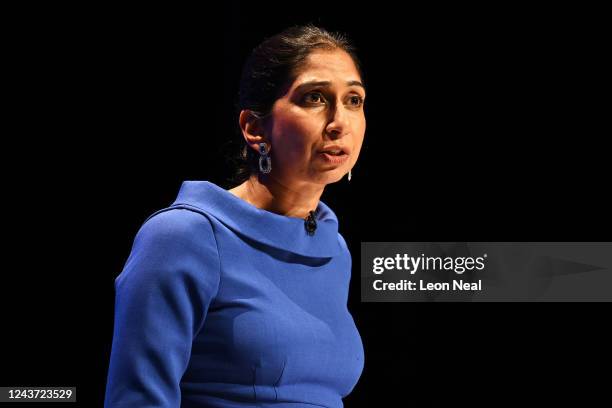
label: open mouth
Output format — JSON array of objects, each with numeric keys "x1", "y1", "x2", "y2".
[{"x1": 319, "y1": 151, "x2": 349, "y2": 164}]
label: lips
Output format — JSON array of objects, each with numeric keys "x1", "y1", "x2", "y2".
[
  {"x1": 318, "y1": 151, "x2": 349, "y2": 164},
  {"x1": 318, "y1": 145, "x2": 350, "y2": 156}
]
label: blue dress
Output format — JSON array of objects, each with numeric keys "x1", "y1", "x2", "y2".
[{"x1": 104, "y1": 181, "x2": 364, "y2": 407}]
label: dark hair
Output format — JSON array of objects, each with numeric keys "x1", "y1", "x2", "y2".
[{"x1": 227, "y1": 24, "x2": 363, "y2": 186}]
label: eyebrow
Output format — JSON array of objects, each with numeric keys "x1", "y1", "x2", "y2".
[{"x1": 295, "y1": 80, "x2": 366, "y2": 92}]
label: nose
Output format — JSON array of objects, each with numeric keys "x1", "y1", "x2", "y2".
[{"x1": 325, "y1": 103, "x2": 350, "y2": 138}]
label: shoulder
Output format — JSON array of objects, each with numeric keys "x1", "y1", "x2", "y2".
[
  {"x1": 125, "y1": 207, "x2": 220, "y2": 269},
  {"x1": 136, "y1": 207, "x2": 216, "y2": 246},
  {"x1": 337, "y1": 232, "x2": 352, "y2": 265},
  {"x1": 337, "y1": 232, "x2": 350, "y2": 253},
  {"x1": 117, "y1": 207, "x2": 220, "y2": 287}
]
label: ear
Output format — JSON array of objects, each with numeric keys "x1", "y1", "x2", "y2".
[{"x1": 239, "y1": 110, "x2": 270, "y2": 153}]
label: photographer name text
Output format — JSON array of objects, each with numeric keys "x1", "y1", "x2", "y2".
[{"x1": 373, "y1": 279, "x2": 482, "y2": 291}]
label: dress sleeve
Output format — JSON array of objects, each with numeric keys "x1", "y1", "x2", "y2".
[{"x1": 104, "y1": 209, "x2": 220, "y2": 407}]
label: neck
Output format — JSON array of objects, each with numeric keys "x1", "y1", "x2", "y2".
[{"x1": 229, "y1": 174, "x2": 324, "y2": 219}]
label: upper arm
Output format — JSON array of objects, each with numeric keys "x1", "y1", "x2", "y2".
[{"x1": 104, "y1": 209, "x2": 220, "y2": 407}]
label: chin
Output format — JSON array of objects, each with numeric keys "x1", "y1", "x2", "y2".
[
  {"x1": 320, "y1": 171, "x2": 347, "y2": 185},
  {"x1": 308, "y1": 166, "x2": 348, "y2": 185}
]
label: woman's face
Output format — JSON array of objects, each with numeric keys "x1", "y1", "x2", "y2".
[{"x1": 264, "y1": 48, "x2": 366, "y2": 186}]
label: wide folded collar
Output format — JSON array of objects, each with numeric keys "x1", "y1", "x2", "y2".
[{"x1": 172, "y1": 181, "x2": 343, "y2": 258}]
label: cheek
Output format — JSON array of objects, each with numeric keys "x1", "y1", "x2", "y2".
[
  {"x1": 351, "y1": 117, "x2": 366, "y2": 159},
  {"x1": 272, "y1": 112, "x2": 323, "y2": 160}
]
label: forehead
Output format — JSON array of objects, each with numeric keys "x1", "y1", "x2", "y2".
[{"x1": 292, "y1": 49, "x2": 361, "y2": 85}]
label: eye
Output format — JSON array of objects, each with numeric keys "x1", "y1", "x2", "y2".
[
  {"x1": 303, "y1": 92, "x2": 325, "y2": 105},
  {"x1": 347, "y1": 95, "x2": 364, "y2": 107}
]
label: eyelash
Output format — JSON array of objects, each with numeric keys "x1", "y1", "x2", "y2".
[{"x1": 303, "y1": 91, "x2": 364, "y2": 107}]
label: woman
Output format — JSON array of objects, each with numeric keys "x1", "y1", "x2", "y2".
[{"x1": 105, "y1": 24, "x2": 366, "y2": 408}]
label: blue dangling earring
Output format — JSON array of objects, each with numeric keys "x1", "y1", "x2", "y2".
[{"x1": 259, "y1": 142, "x2": 271, "y2": 174}]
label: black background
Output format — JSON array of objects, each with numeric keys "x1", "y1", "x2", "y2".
[{"x1": 2, "y1": 2, "x2": 609, "y2": 407}]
